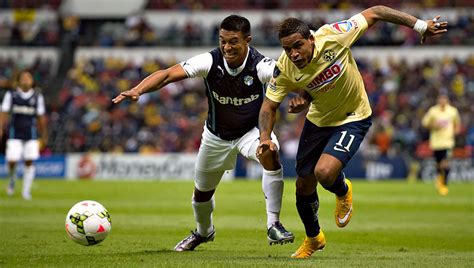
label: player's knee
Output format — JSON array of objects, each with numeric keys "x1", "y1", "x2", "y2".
[
  {"x1": 295, "y1": 176, "x2": 317, "y2": 195},
  {"x1": 259, "y1": 151, "x2": 281, "y2": 171},
  {"x1": 314, "y1": 166, "x2": 335, "y2": 188},
  {"x1": 193, "y1": 188, "x2": 215, "y2": 202}
]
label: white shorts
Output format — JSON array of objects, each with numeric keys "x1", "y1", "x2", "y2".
[
  {"x1": 194, "y1": 126, "x2": 279, "y2": 191},
  {"x1": 6, "y1": 139, "x2": 40, "y2": 162}
]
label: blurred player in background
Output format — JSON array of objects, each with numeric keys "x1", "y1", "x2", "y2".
[
  {"x1": 113, "y1": 15, "x2": 309, "y2": 251},
  {"x1": 0, "y1": 70, "x2": 47, "y2": 200},
  {"x1": 422, "y1": 94, "x2": 461, "y2": 196},
  {"x1": 257, "y1": 5, "x2": 448, "y2": 258}
]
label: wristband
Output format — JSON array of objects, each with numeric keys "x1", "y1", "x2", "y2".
[{"x1": 413, "y1": 19, "x2": 427, "y2": 34}]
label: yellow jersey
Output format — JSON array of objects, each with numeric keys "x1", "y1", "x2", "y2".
[
  {"x1": 422, "y1": 104, "x2": 460, "y2": 150},
  {"x1": 266, "y1": 13, "x2": 372, "y2": 127}
]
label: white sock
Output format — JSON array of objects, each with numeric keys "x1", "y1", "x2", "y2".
[
  {"x1": 192, "y1": 197, "x2": 215, "y2": 237},
  {"x1": 23, "y1": 165, "x2": 35, "y2": 196},
  {"x1": 262, "y1": 168, "x2": 283, "y2": 229}
]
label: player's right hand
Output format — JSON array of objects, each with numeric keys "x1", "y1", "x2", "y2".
[
  {"x1": 256, "y1": 140, "x2": 278, "y2": 159},
  {"x1": 288, "y1": 95, "x2": 309, "y2": 113},
  {"x1": 112, "y1": 89, "x2": 140, "y2": 104},
  {"x1": 421, "y1": 15, "x2": 448, "y2": 44}
]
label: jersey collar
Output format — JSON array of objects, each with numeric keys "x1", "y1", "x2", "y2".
[
  {"x1": 16, "y1": 87, "x2": 35, "y2": 98},
  {"x1": 223, "y1": 47, "x2": 250, "y2": 77}
]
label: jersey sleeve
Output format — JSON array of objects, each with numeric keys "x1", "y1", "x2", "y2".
[
  {"x1": 37, "y1": 93, "x2": 46, "y2": 116},
  {"x1": 329, "y1": 13, "x2": 368, "y2": 48},
  {"x1": 265, "y1": 62, "x2": 293, "y2": 104},
  {"x1": 180, "y1": 52, "x2": 213, "y2": 78},
  {"x1": 256, "y1": 57, "x2": 276, "y2": 84},
  {"x1": 1, "y1": 91, "x2": 12, "y2": 112}
]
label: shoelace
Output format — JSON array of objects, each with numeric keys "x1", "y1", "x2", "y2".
[{"x1": 181, "y1": 231, "x2": 200, "y2": 244}]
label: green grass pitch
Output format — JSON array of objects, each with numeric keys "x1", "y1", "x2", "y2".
[{"x1": 0, "y1": 179, "x2": 473, "y2": 267}]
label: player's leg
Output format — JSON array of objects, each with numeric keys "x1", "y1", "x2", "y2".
[
  {"x1": 22, "y1": 140, "x2": 40, "y2": 200},
  {"x1": 174, "y1": 170, "x2": 224, "y2": 252},
  {"x1": 434, "y1": 150, "x2": 449, "y2": 195},
  {"x1": 174, "y1": 127, "x2": 231, "y2": 251},
  {"x1": 5, "y1": 139, "x2": 22, "y2": 196},
  {"x1": 239, "y1": 128, "x2": 293, "y2": 245},
  {"x1": 291, "y1": 120, "x2": 328, "y2": 258},
  {"x1": 318, "y1": 117, "x2": 372, "y2": 228}
]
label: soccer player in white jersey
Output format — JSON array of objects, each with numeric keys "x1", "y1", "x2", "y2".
[
  {"x1": 257, "y1": 6, "x2": 448, "y2": 258},
  {"x1": 113, "y1": 15, "x2": 309, "y2": 251},
  {"x1": 0, "y1": 70, "x2": 47, "y2": 200}
]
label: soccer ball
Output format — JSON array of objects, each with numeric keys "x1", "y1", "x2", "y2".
[{"x1": 65, "y1": 200, "x2": 112, "y2": 246}]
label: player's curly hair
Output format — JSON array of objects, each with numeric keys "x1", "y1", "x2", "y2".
[
  {"x1": 220, "y1": 15, "x2": 251, "y2": 37},
  {"x1": 278, "y1": 18, "x2": 311, "y2": 40}
]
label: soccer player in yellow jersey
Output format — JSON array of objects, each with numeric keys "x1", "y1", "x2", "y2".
[
  {"x1": 257, "y1": 5, "x2": 448, "y2": 258},
  {"x1": 422, "y1": 94, "x2": 461, "y2": 196}
]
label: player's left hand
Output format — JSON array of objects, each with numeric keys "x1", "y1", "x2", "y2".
[
  {"x1": 288, "y1": 96, "x2": 309, "y2": 113},
  {"x1": 256, "y1": 140, "x2": 278, "y2": 159},
  {"x1": 421, "y1": 15, "x2": 448, "y2": 44},
  {"x1": 39, "y1": 137, "x2": 48, "y2": 150}
]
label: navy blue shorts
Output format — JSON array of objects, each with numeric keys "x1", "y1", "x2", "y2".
[
  {"x1": 296, "y1": 116, "x2": 372, "y2": 177},
  {"x1": 433, "y1": 149, "x2": 449, "y2": 164}
]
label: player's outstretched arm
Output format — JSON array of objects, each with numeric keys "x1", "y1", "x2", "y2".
[
  {"x1": 361, "y1": 5, "x2": 448, "y2": 43},
  {"x1": 112, "y1": 64, "x2": 188, "y2": 104},
  {"x1": 257, "y1": 97, "x2": 280, "y2": 158}
]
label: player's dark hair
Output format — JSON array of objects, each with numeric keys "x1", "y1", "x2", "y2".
[
  {"x1": 17, "y1": 70, "x2": 35, "y2": 88},
  {"x1": 278, "y1": 17, "x2": 311, "y2": 40},
  {"x1": 220, "y1": 15, "x2": 251, "y2": 37}
]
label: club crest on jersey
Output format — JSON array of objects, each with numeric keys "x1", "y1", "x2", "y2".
[
  {"x1": 331, "y1": 20, "x2": 353, "y2": 33},
  {"x1": 306, "y1": 61, "x2": 343, "y2": 90},
  {"x1": 244, "y1": 75, "x2": 254, "y2": 86},
  {"x1": 323, "y1": 49, "x2": 335, "y2": 62}
]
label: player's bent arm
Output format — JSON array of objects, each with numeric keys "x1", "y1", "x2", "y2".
[
  {"x1": 454, "y1": 117, "x2": 462, "y2": 135},
  {"x1": 0, "y1": 112, "x2": 7, "y2": 138},
  {"x1": 38, "y1": 115, "x2": 48, "y2": 145},
  {"x1": 259, "y1": 97, "x2": 280, "y2": 142},
  {"x1": 257, "y1": 97, "x2": 281, "y2": 156},
  {"x1": 361, "y1": 5, "x2": 447, "y2": 40}
]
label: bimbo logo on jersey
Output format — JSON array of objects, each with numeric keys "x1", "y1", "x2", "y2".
[{"x1": 307, "y1": 61, "x2": 343, "y2": 90}]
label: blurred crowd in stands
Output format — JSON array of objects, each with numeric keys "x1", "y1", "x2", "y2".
[
  {"x1": 1, "y1": 12, "x2": 473, "y2": 47},
  {"x1": 0, "y1": 1, "x2": 473, "y2": 47},
  {"x1": 0, "y1": 0, "x2": 473, "y2": 160},
  {"x1": 2, "y1": 53, "x2": 472, "y2": 159},
  {"x1": 2, "y1": 0, "x2": 472, "y2": 10}
]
